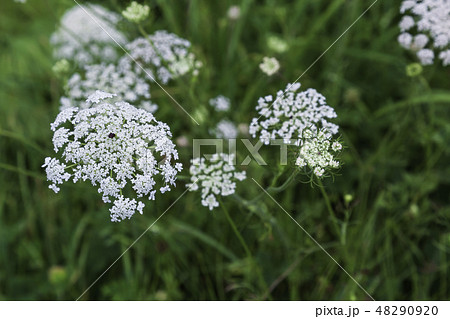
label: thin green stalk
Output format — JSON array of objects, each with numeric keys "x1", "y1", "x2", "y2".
[
  {"x1": 243, "y1": 170, "x2": 298, "y2": 206},
  {"x1": 0, "y1": 130, "x2": 47, "y2": 154},
  {"x1": 317, "y1": 178, "x2": 341, "y2": 241},
  {"x1": 220, "y1": 198, "x2": 252, "y2": 258},
  {"x1": 0, "y1": 162, "x2": 44, "y2": 180},
  {"x1": 219, "y1": 198, "x2": 270, "y2": 299}
]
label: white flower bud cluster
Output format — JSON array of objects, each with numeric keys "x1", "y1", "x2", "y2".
[
  {"x1": 122, "y1": 1, "x2": 150, "y2": 24},
  {"x1": 125, "y1": 31, "x2": 202, "y2": 84},
  {"x1": 249, "y1": 83, "x2": 339, "y2": 145},
  {"x1": 61, "y1": 58, "x2": 157, "y2": 113},
  {"x1": 295, "y1": 128, "x2": 342, "y2": 178},
  {"x1": 43, "y1": 91, "x2": 182, "y2": 222},
  {"x1": 398, "y1": 0, "x2": 450, "y2": 66},
  {"x1": 209, "y1": 95, "x2": 231, "y2": 112},
  {"x1": 50, "y1": 4, "x2": 127, "y2": 66},
  {"x1": 187, "y1": 154, "x2": 246, "y2": 211}
]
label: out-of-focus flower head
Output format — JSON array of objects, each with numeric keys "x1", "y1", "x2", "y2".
[
  {"x1": 227, "y1": 6, "x2": 241, "y2": 20},
  {"x1": 124, "y1": 31, "x2": 202, "y2": 84},
  {"x1": 122, "y1": 1, "x2": 150, "y2": 24},
  {"x1": 212, "y1": 119, "x2": 238, "y2": 139},
  {"x1": 259, "y1": 56, "x2": 280, "y2": 76},
  {"x1": 51, "y1": 4, "x2": 127, "y2": 66},
  {"x1": 60, "y1": 58, "x2": 157, "y2": 113},
  {"x1": 209, "y1": 95, "x2": 231, "y2": 112},
  {"x1": 398, "y1": 0, "x2": 450, "y2": 66},
  {"x1": 267, "y1": 35, "x2": 289, "y2": 54}
]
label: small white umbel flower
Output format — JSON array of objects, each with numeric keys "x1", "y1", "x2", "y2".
[
  {"x1": 213, "y1": 119, "x2": 238, "y2": 139},
  {"x1": 122, "y1": 1, "x2": 150, "y2": 24},
  {"x1": 50, "y1": 4, "x2": 127, "y2": 66},
  {"x1": 398, "y1": 0, "x2": 450, "y2": 66},
  {"x1": 43, "y1": 91, "x2": 182, "y2": 222},
  {"x1": 259, "y1": 57, "x2": 280, "y2": 76},
  {"x1": 249, "y1": 83, "x2": 339, "y2": 145},
  {"x1": 187, "y1": 154, "x2": 246, "y2": 211},
  {"x1": 209, "y1": 95, "x2": 231, "y2": 112},
  {"x1": 61, "y1": 58, "x2": 157, "y2": 113},
  {"x1": 124, "y1": 31, "x2": 202, "y2": 84},
  {"x1": 227, "y1": 6, "x2": 241, "y2": 20}
]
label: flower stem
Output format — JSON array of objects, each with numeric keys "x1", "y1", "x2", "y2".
[
  {"x1": 317, "y1": 178, "x2": 341, "y2": 241},
  {"x1": 220, "y1": 198, "x2": 252, "y2": 258},
  {"x1": 219, "y1": 198, "x2": 270, "y2": 298}
]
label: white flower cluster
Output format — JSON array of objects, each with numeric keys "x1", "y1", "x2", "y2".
[
  {"x1": 209, "y1": 95, "x2": 231, "y2": 112},
  {"x1": 249, "y1": 83, "x2": 339, "y2": 145},
  {"x1": 125, "y1": 31, "x2": 202, "y2": 84},
  {"x1": 259, "y1": 57, "x2": 280, "y2": 76},
  {"x1": 187, "y1": 154, "x2": 246, "y2": 210},
  {"x1": 61, "y1": 58, "x2": 157, "y2": 112},
  {"x1": 295, "y1": 128, "x2": 342, "y2": 178},
  {"x1": 213, "y1": 119, "x2": 238, "y2": 139},
  {"x1": 398, "y1": 0, "x2": 450, "y2": 66},
  {"x1": 122, "y1": 1, "x2": 150, "y2": 24},
  {"x1": 43, "y1": 91, "x2": 182, "y2": 222},
  {"x1": 51, "y1": 4, "x2": 127, "y2": 66}
]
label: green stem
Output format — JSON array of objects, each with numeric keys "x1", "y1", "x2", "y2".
[
  {"x1": 0, "y1": 130, "x2": 47, "y2": 154},
  {"x1": 220, "y1": 198, "x2": 251, "y2": 258},
  {"x1": 267, "y1": 170, "x2": 298, "y2": 193},
  {"x1": 244, "y1": 170, "x2": 298, "y2": 206},
  {"x1": 0, "y1": 162, "x2": 44, "y2": 180},
  {"x1": 317, "y1": 178, "x2": 341, "y2": 241},
  {"x1": 219, "y1": 198, "x2": 270, "y2": 298}
]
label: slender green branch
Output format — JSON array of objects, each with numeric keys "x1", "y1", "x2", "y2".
[
  {"x1": 219, "y1": 197, "x2": 270, "y2": 298},
  {"x1": 0, "y1": 162, "x2": 44, "y2": 180},
  {"x1": 317, "y1": 178, "x2": 341, "y2": 240},
  {"x1": 220, "y1": 198, "x2": 252, "y2": 258},
  {"x1": 0, "y1": 130, "x2": 47, "y2": 154}
]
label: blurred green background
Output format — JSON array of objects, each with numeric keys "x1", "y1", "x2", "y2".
[{"x1": 1, "y1": 0, "x2": 450, "y2": 300}]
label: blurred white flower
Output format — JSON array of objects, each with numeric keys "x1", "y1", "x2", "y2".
[
  {"x1": 209, "y1": 95, "x2": 231, "y2": 112},
  {"x1": 213, "y1": 119, "x2": 238, "y2": 139},
  {"x1": 267, "y1": 35, "x2": 289, "y2": 53},
  {"x1": 125, "y1": 31, "x2": 202, "y2": 84},
  {"x1": 237, "y1": 123, "x2": 249, "y2": 136},
  {"x1": 259, "y1": 57, "x2": 280, "y2": 76},
  {"x1": 51, "y1": 4, "x2": 127, "y2": 66},
  {"x1": 61, "y1": 58, "x2": 157, "y2": 112},
  {"x1": 295, "y1": 128, "x2": 342, "y2": 178},
  {"x1": 398, "y1": 0, "x2": 450, "y2": 66},
  {"x1": 176, "y1": 136, "x2": 190, "y2": 147},
  {"x1": 249, "y1": 83, "x2": 339, "y2": 145},
  {"x1": 122, "y1": 1, "x2": 150, "y2": 24},
  {"x1": 439, "y1": 49, "x2": 450, "y2": 65},
  {"x1": 44, "y1": 91, "x2": 182, "y2": 222},
  {"x1": 187, "y1": 153, "x2": 246, "y2": 211},
  {"x1": 417, "y1": 48, "x2": 435, "y2": 65},
  {"x1": 227, "y1": 6, "x2": 241, "y2": 20}
]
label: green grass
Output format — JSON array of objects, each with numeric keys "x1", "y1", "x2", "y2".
[{"x1": 0, "y1": 0, "x2": 450, "y2": 300}]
